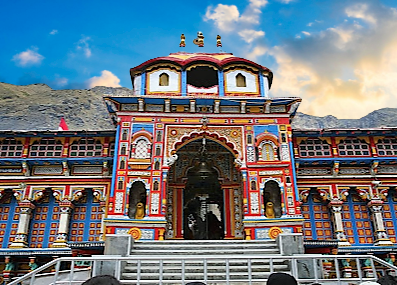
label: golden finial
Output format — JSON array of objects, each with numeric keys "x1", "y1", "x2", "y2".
[
  {"x1": 217, "y1": 35, "x2": 222, "y2": 47},
  {"x1": 179, "y1": 34, "x2": 186, "y2": 47}
]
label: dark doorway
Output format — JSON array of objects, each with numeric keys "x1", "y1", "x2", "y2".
[
  {"x1": 183, "y1": 141, "x2": 224, "y2": 240},
  {"x1": 187, "y1": 66, "x2": 218, "y2": 88}
]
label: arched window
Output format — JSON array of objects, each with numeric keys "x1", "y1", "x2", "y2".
[
  {"x1": 118, "y1": 180, "x2": 124, "y2": 190},
  {"x1": 299, "y1": 139, "x2": 331, "y2": 157},
  {"x1": 376, "y1": 138, "x2": 397, "y2": 156},
  {"x1": 155, "y1": 146, "x2": 161, "y2": 156},
  {"x1": 0, "y1": 138, "x2": 23, "y2": 157},
  {"x1": 236, "y1": 73, "x2": 246, "y2": 87},
  {"x1": 69, "y1": 138, "x2": 103, "y2": 157},
  {"x1": 250, "y1": 180, "x2": 257, "y2": 190},
  {"x1": 153, "y1": 181, "x2": 159, "y2": 191},
  {"x1": 122, "y1": 129, "x2": 128, "y2": 141},
  {"x1": 263, "y1": 181, "x2": 282, "y2": 218},
  {"x1": 134, "y1": 138, "x2": 150, "y2": 159},
  {"x1": 159, "y1": 73, "x2": 169, "y2": 86},
  {"x1": 109, "y1": 142, "x2": 115, "y2": 157},
  {"x1": 120, "y1": 146, "x2": 126, "y2": 155},
  {"x1": 154, "y1": 161, "x2": 160, "y2": 170},
  {"x1": 338, "y1": 138, "x2": 370, "y2": 156},
  {"x1": 259, "y1": 141, "x2": 277, "y2": 161},
  {"x1": 120, "y1": 160, "x2": 125, "y2": 169},
  {"x1": 156, "y1": 131, "x2": 162, "y2": 142}
]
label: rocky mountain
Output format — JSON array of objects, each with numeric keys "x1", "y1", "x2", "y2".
[
  {"x1": 292, "y1": 109, "x2": 397, "y2": 130},
  {"x1": 0, "y1": 82, "x2": 396, "y2": 131}
]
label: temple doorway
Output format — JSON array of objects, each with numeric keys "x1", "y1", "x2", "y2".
[{"x1": 165, "y1": 137, "x2": 244, "y2": 240}]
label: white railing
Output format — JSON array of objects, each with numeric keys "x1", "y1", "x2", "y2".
[{"x1": 9, "y1": 254, "x2": 397, "y2": 285}]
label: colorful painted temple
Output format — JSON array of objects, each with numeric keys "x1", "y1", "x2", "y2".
[{"x1": 1, "y1": 51, "x2": 397, "y2": 279}]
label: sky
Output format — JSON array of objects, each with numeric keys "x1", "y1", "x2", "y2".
[{"x1": 1, "y1": 0, "x2": 397, "y2": 119}]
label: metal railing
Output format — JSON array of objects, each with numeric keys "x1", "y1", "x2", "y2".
[{"x1": 9, "y1": 254, "x2": 397, "y2": 285}]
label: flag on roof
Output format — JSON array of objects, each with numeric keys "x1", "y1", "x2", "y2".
[{"x1": 58, "y1": 117, "x2": 69, "y2": 131}]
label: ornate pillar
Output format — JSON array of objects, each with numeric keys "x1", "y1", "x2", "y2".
[
  {"x1": 368, "y1": 200, "x2": 393, "y2": 246},
  {"x1": 99, "y1": 201, "x2": 106, "y2": 241},
  {"x1": 329, "y1": 200, "x2": 350, "y2": 246},
  {"x1": 52, "y1": 201, "x2": 74, "y2": 248},
  {"x1": 10, "y1": 201, "x2": 35, "y2": 248}
]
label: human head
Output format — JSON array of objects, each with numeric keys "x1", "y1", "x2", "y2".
[
  {"x1": 267, "y1": 272, "x2": 298, "y2": 285},
  {"x1": 377, "y1": 274, "x2": 397, "y2": 285},
  {"x1": 81, "y1": 275, "x2": 122, "y2": 285}
]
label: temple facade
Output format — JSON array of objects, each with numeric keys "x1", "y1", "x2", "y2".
[{"x1": 0, "y1": 52, "x2": 397, "y2": 280}]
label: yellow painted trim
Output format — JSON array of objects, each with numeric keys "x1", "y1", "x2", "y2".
[{"x1": 244, "y1": 218, "x2": 304, "y2": 223}]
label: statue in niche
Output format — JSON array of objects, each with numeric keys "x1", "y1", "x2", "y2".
[
  {"x1": 128, "y1": 181, "x2": 147, "y2": 219},
  {"x1": 265, "y1": 201, "x2": 275, "y2": 218},
  {"x1": 263, "y1": 181, "x2": 282, "y2": 218},
  {"x1": 135, "y1": 202, "x2": 145, "y2": 219}
]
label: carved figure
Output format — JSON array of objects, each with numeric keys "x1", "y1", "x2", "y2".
[
  {"x1": 193, "y1": 31, "x2": 204, "y2": 47},
  {"x1": 135, "y1": 202, "x2": 145, "y2": 219},
  {"x1": 179, "y1": 34, "x2": 186, "y2": 47},
  {"x1": 265, "y1": 201, "x2": 275, "y2": 218}
]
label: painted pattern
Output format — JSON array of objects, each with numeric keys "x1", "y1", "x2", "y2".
[{"x1": 0, "y1": 193, "x2": 19, "y2": 248}]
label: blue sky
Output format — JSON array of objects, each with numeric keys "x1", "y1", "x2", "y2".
[{"x1": 1, "y1": 0, "x2": 397, "y2": 119}]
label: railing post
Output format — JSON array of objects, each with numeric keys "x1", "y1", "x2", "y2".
[
  {"x1": 226, "y1": 259, "x2": 230, "y2": 285},
  {"x1": 204, "y1": 258, "x2": 208, "y2": 284},
  {"x1": 248, "y1": 258, "x2": 252, "y2": 285}
]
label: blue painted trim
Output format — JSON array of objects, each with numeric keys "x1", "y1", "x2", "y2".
[
  {"x1": 289, "y1": 141, "x2": 300, "y2": 203},
  {"x1": 259, "y1": 74, "x2": 265, "y2": 97},
  {"x1": 346, "y1": 194, "x2": 374, "y2": 245},
  {"x1": 218, "y1": 70, "x2": 224, "y2": 97},
  {"x1": 83, "y1": 191, "x2": 101, "y2": 240},
  {"x1": 181, "y1": 70, "x2": 187, "y2": 96},
  {"x1": 141, "y1": 72, "x2": 146, "y2": 95},
  {"x1": 242, "y1": 170, "x2": 249, "y2": 214},
  {"x1": 110, "y1": 124, "x2": 121, "y2": 197}
]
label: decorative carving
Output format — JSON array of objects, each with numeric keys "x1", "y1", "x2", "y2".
[
  {"x1": 216, "y1": 35, "x2": 222, "y2": 47},
  {"x1": 151, "y1": 193, "x2": 160, "y2": 214},
  {"x1": 247, "y1": 146, "x2": 255, "y2": 163},
  {"x1": 339, "y1": 168, "x2": 370, "y2": 175},
  {"x1": 250, "y1": 192, "x2": 259, "y2": 214},
  {"x1": 193, "y1": 31, "x2": 204, "y2": 47},
  {"x1": 114, "y1": 192, "x2": 124, "y2": 213},
  {"x1": 298, "y1": 168, "x2": 330, "y2": 175},
  {"x1": 164, "y1": 154, "x2": 178, "y2": 167}
]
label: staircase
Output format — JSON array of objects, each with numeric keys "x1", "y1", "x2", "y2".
[{"x1": 121, "y1": 239, "x2": 289, "y2": 284}]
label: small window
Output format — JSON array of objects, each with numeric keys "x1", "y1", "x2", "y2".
[
  {"x1": 155, "y1": 146, "x2": 161, "y2": 156},
  {"x1": 118, "y1": 180, "x2": 124, "y2": 190},
  {"x1": 236, "y1": 73, "x2": 246, "y2": 87},
  {"x1": 120, "y1": 160, "x2": 125, "y2": 169},
  {"x1": 154, "y1": 161, "x2": 160, "y2": 170},
  {"x1": 122, "y1": 129, "x2": 128, "y2": 141},
  {"x1": 159, "y1": 73, "x2": 169, "y2": 86},
  {"x1": 153, "y1": 181, "x2": 159, "y2": 191}
]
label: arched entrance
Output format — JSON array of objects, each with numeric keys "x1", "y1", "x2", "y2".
[{"x1": 165, "y1": 137, "x2": 244, "y2": 240}]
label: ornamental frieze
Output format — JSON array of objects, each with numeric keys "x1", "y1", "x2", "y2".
[{"x1": 165, "y1": 126, "x2": 244, "y2": 160}]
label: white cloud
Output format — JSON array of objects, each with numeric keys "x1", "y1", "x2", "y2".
[
  {"x1": 76, "y1": 36, "x2": 92, "y2": 58},
  {"x1": 302, "y1": 31, "x2": 311, "y2": 36},
  {"x1": 50, "y1": 29, "x2": 58, "y2": 35},
  {"x1": 205, "y1": 0, "x2": 268, "y2": 32},
  {"x1": 238, "y1": 29, "x2": 265, "y2": 43},
  {"x1": 204, "y1": 4, "x2": 240, "y2": 32},
  {"x1": 307, "y1": 22, "x2": 313, "y2": 27},
  {"x1": 86, "y1": 70, "x2": 121, "y2": 88},
  {"x1": 54, "y1": 77, "x2": 68, "y2": 87},
  {"x1": 279, "y1": 0, "x2": 294, "y2": 3},
  {"x1": 346, "y1": 3, "x2": 376, "y2": 24},
  {"x1": 245, "y1": 46, "x2": 268, "y2": 62},
  {"x1": 12, "y1": 48, "x2": 44, "y2": 66}
]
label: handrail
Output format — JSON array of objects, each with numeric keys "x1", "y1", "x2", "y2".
[{"x1": 9, "y1": 254, "x2": 397, "y2": 285}]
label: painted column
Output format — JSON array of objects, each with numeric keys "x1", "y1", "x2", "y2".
[
  {"x1": 99, "y1": 201, "x2": 106, "y2": 241},
  {"x1": 368, "y1": 200, "x2": 393, "y2": 246},
  {"x1": 223, "y1": 187, "x2": 233, "y2": 239},
  {"x1": 218, "y1": 70, "x2": 224, "y2": 96},
  {"x1": 10, "y1": 201, "x2": 35, "y2": 248},
  {"x1": 329, "y1": 200, "x2": 351, "y2": 246},
  {"x1": 181, "y1": 70, "x2": 187, "y2": 96},
  {"x1": 52, "y1": 201, "x2": 74, "y2": 248}
]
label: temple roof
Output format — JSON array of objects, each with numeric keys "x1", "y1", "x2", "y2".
[{"x1": 130, "y1": 52, "x2": 272, "y2": 74}]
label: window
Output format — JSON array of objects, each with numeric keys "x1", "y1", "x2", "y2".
[
  {"x1": 120, "y1": 160, "x2": 125, "y2": 169},
  {"x1": 156, "y1": 131, "x2": 162, "y2": 142},
  {"x1": 153, "y1": 181, "x2": 159, "y2": 191},
  {"x1": 250, "y1": 180, "x2": 257, "y2": 190},
  {"x1": 118, "y1": 180, "x2": 124, "y2": 190},
  {"x1": 299, "y1": 139, "x2": 331, "y2": 157},
  {"x1": 122, "y1": 129, "x2": 128, "y2": 141},
  {"x1": 262, "y1": 142, "x2": 275, "y2": 161},
  {"x1": 155, "y1": 146, "x2": 161, "y2": 156},
  {"x1": 69, "y1": 139, "x2": 103, "y2": 157},
  {"x1": 109, "y1": 142, "x2": 115, "y2": 157},
  {"x1": 247, "y1": 134, "x2": 252, "y2": 144},
  {"x1": 159, "y1": 73, "x2": 169, "y2": 86},
  {"x1": 154, "y1": 161, "x2": 160, "y2": 170},
  {"x1": 120, "y1": 146, "x2": 126, "y2": 155},
  {"x1": 236, "y1": 73, "x2": 246, "y2": 87},
  {"x1": 376, "y1": 138, "x2": 397, "y2": 156},
  {"x1": 0, "y1": 139, "x2": 23, "y2": 157},
  {"x1": 29, "y1": 138, "x2": 63, "y2": 157},
  {"x1": 338, "y1": 138, "x2": 370, "y2": 156},
  {"x1": 134, "y1": 139, "x2": 149, "y2": 159}
]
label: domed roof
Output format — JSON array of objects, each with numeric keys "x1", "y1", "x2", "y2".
[{"x1": 130, "y1": 52, "x2": 272, "y2": 74}]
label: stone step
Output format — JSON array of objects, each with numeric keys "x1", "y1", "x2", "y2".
[
  {"x1": 123, "y1": 264, "x2": 290, "y2": 273},
  {"x1": 130, "y1": 248, "x2": 279, "y2": 255}
]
